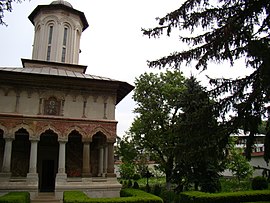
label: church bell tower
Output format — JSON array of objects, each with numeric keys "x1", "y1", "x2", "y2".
[{"x1": 28, "y1": 0, "x2": 88, "y2": 64}]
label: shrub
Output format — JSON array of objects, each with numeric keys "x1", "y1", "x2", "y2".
[
  {"x1": 153, "y1": 184, "x2": 162, "y2": 196},
  {"x1": 0, "y1": 192, "x2": 30, "y2": 203},
  {"x1": 180, "y1": 190, "x2": 270, "y2": 203},
  {"x1": 133, "y1": 181, "x2": 139, "y2": 189},
  {"x1": 119, "y1": 163, "x2": 135, "y2": 179},
  {"x1": 133, "y1": 173, "x2": 141, "y2": 181},
  {"x1": 252, "y1": 176, "x2": 268, "y2": 190},
  {"x1": 64, "y1": 189, "x2": 163, "y2": 203},
  {"x1": 128, "y1": 179, "x2": 133, "y2": 188}
]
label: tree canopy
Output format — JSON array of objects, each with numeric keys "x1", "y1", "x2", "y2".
[
  {"x1": 142, "y1": 0, "x2": 270, "y2": 162},
  {"x1": 130, "y1": 70, "x2": 186, "y2": 189},
  {"x1": 130, "y1": 70, "x2": 228, "y2": 192},
  {"x1": 173, "y1": 76, "x2": 228, "y2": 192}
]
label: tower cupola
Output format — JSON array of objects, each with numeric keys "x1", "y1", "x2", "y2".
[{"x1": 28, "y1": 1, "x2": 88, "y2": 64}]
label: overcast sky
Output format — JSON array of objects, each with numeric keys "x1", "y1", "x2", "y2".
[{"x1": 0, "y1": 0, "x2": 252, "y2": 137}]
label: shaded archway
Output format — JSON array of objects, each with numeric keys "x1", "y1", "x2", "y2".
[
  {"x1": 0, "y1": 130, "x2": 4, "y2": 171},
  {"x1": 38, "y1": 130, "x2": 59, "y2": 192},
  {"x1": 66, "y1": 130, "x2": 83, "y2": 177},
  {"x1": 91, "y1": 132, "x2": 107, "y2": 177},
  {"x1": 11, "y1": 128, "x2": 30, "y2": 177}
]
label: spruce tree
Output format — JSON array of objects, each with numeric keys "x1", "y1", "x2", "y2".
[
  {"x1": 174, "y1": 77, "x2": 227, "y2": 193},
  {"x1": 143, "y1": 0, "x2": 270, "y2": 162}
]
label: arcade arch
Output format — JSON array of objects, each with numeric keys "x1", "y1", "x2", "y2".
[{"x1": 11, "y1": 129, "x2": 30, "y2": 177}]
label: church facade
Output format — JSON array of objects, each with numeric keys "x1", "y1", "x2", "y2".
[{"x1": 0, "y1": 1, "x2": 133, "y2": 199}]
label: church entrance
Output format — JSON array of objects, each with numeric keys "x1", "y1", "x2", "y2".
[{"x1": 38, "y1": 130, "x2": 59, "y2": 192}]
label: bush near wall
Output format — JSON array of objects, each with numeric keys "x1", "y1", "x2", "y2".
[
  {"x1": 180, "y1": 190, "x2": 270, "y2": 203},
  {"x1": 64, "y1": 188, "x2": 163, "y2": 203},
  {"x1": 0, "y1": 192, "x2": 30, "y2": 203}
]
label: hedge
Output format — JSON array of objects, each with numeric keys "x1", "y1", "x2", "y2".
[
  {"x1": 179, "y1": 190, "x2": 270, "y2": 203},
  {"x1": 0, "y1": 192, "x2": 30, "y2": 203},
  {"x1": 64, "y1": 188, "x2": 163, "y2": 203}
]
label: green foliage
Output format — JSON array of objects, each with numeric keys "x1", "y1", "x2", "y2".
[
  {"x1": 252, "y1": 176, "x2": 268, "y2": 190},
  {"x1": 64, "y1": 189, "x2": 163, "y2": 203},
  {"x1": 119, "y1": 163, "x2": 135, "y2": 180},
  {"x1": 153, "y1": 184, "x2": 162, "y2": 196},
  {"x1": 128, "y1": 179, "x2": 133, "y2": 188},
  {"x1": 226, "y1": 137, "x2": 254, "y2": 181},
  {"x1": 132, "y1": 174, "x2": 140, "y2": 181},
  {"x1": 220, "y1": 178, "x2": 251, "y2": 192},
  {"x1": 0, "y1": 192, "x2": 30, "y2": 203},
  {"x1": 179, "y1": 190, "x2": 270, "y2": 203},
  {"x1": 143, "y1": 0, "x2": 270, "y2": 163},
  {"x1": 130, "y1": 70, "x2": 186, "y2": 188},
  {"x1": 63, "y1": 191, "x2": 89, "y2": 202},
  {"x1": 133, "y1": 181, "x2": 139, "y2": 189},
  {"x1": 173, "y1": 77, "x2": 228, "y2": 193},
  {"x1": 116, "y1": 135, "x2": 138, "y2": 164}
]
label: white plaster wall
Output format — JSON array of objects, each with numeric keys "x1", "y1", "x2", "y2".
[
  {"x1": 64, "y1": 95, "x2": 84, "y2": 118},
  {"x1": 106, "y1": 97, "x2": 116, "y2": 120},
  {"x1": 32, "y1": 9, "x2": 83, "y2": 64},
  {"x1": 0, "y1": 87, "x2": 116, "y2": 121},
  {"x1": 18, "y1": 92, "x2": 39, "y2": 115},
  {"x1": 87, "y1": 96, "x2": 104, "y2": 119},
  {"x1": 250, "y1": 156, "x2": 270, "y2": 177},
  {"x1": 0, "y1": 90, "x2": 16, "y2": 113}
]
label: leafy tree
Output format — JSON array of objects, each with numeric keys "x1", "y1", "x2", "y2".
[
  {"x1": 173, "y1": 77, "x2": 228, "y2": 193},
  {"x1": 142, "y1": 0, "x2": 270, "y2": 162},
  {"x1": 0, "y1": 0, "x2": 24, "y2": 25},
  {"x1": 130, "y1": 70, "x2": 186, "y2": 189},
  {"x1": 226, "y1": 137, "x2": 254, "y2": 182},
  {"x1": 116, "y1": 135, "x2": 138, "y2": 163},
  {"x1": 119, "y1": 162, "x2": 135, "y2": 180}
]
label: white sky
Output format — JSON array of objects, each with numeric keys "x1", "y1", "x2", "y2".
[{"x1": 0, "y1": 0, "x2": 252, "y2": 137}]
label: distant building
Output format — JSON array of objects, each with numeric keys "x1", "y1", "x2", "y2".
[
  {"x1": 0, "y1": 0, "x2": 133, "y2": 200},
  {"x1": 223, "y1": 129, "x2": 269, "y2": 177}
]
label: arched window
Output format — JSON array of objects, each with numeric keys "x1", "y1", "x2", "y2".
[
  {"x1": 46, "y1": 25, "x2": 54, "y2": 61},
  {"x1": 61, "y1": 26, "x2": 69, "y2": 62}
]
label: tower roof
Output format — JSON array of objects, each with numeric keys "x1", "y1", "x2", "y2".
[
  {"x1": 28, "y1": 1, "x2": 89, "y2": 31},
  {"x1": 51, "y1": 0, "x2": 73, "y2": 8}
]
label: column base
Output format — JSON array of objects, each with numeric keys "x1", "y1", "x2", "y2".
[
  {"x1": 56, "y1": 173, "x2": 67, "y2": 183},
  {"x1": 106, "y1": 173, "x2": 116, "y2": 177},
  {"x1": 27, "y1": 173, "x2": 38, "y2": 184},
  {"x1": 0, "y1": 172, "x2": 11, "y2": 180},
  {"x1": 82, "y1": 172, "x2": 92, "y2": 178}
]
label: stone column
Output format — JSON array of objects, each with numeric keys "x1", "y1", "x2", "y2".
[
  {"x1": 103, "y1": 145, "x2": 108, "y2": 177},
  {"x1": 1, "y1": 137, "x2": 14, "y2": 176},
  {"x1": 107, "y1": 142, "x2": 116, "y2": 177},
  {"x1": 98, "y1": 147, "x2": 104, "y2": 176},
  {"x1": 82, "y1": 140, "x2": 91, "y2": 177},
  {"x1": 56, "y1": 139, "x2": 67, "y2": 182},
  {"x1": 27, "y1": 138, "x2": 39, "y2": 183}
]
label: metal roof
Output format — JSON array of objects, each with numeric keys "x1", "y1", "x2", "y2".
[{"x1": 0, "y1": 67, "x2": 117, "y2": 82}]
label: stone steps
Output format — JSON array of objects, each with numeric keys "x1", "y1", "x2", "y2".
[{"x1": 31, "y1": 193, "x2": 61, "y2": 203}]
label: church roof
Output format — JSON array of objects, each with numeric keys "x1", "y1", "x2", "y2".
[
  {"x1": 0, "y1": 67, "x2": 134, "y2": 104},
  {"x1": 0, "y1": 67, "x2": 116, "y2": 81}
]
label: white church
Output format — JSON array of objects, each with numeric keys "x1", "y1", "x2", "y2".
[{"x1": 0, "y1": 0, "x2": 133, "y2": 200}]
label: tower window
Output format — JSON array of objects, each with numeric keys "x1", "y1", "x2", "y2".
[
  {"x1": 46, "y1": 25, "x2": 54, "y2": 61},
  {"x1": 61, "y1": 27, "x2": 68, "y2": 62}
]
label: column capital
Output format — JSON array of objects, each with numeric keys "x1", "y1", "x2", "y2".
[
  {"x1": 29, "y1": 136, "x2": 40, "y2": 141},
  {"x1": 3, "y1": 134, "x2": 14, "y2": 140},
  {"x1": 58, "y1": 136, "x2": 68, "y2": 143},
  {"x1": 82, "y1": 137, "x2": 92, "y2": 143}
]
